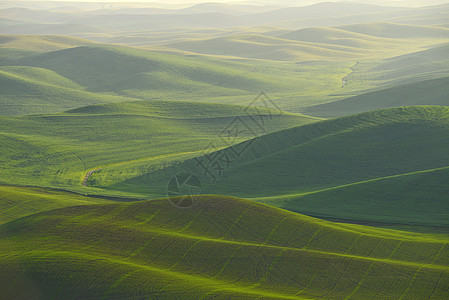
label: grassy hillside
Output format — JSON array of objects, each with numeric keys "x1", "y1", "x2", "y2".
[
  {"x1": 0, "y1": 3, "x2": 448, "y2": 299},
  {"x1": 0, "y1": 38, "x2": 347, "y2": 115},
  {"x1": 161, "y1": 25, "x2": 448, "y2": 62},
  {"x1": 16, "y1": 45, "x2": 315, "y2": 95},
  {"x1": 1, "y1": 34, "x2": 448, "y2": 116},
  {"x1": 304, "y1": 76, "x2": 449, "y2": 118},
  {"x1": 163, "y1": 33, "x2": 370, "y2": 61},
  {"x1": 365, "y1": 43, "x2": 449, "y2": 86},
  {"x1": 126, "y1": 106, "x2": 449, "y2": 228},
  {"x1": 256, "y1": 166, "x2": 449, "y2": 229},
  {"x1": 338, "y1": 22, "x2": 449, "y2": 38},
  {"x1": 0, "y1": 41, "x2": 353, "y2": 115},
  {"x1": 280, "y1": 27, "x2": 395, "y2": 48},
  {"x1": 0, "y1": 195, "x2": 447, "y2": 299},
  {"x1": 0, "y1": 100, "x2": 317, "y2": 194},
  {"x1": 0, "y1": 65, "x2": 136, "y2": 116},
  {"x1": 0, "y1": 35, "x2": 96, "y2": 52},
  {"x1": 0, "y1": 185, "x2": 112, "y2": 225}
]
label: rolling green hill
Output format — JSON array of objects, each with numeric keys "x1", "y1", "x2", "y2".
[
  {"x1": 365, "y1": 43, "x2": 449, "y2": 86},
  {"x1": 163, "y1": 33, "x2": 369, "y2": 61},
  {"x1": 304, "y1": 76, "x2": 449, "y2": 118},
  {"x1": 0, "y1": 41, "x2": 353, "y2": 115},
  {"x1": 0, "y1": 35, "x2": 96, "y2": 52},
  {"x1": 1, "y1": 34, "x2": 448, "y2": 116},
  {"x1": 0, "y1": 100, "x2": 317, "y2": 194},
  {"x1": 0, "y1": 39, "x2": 333, "y2": 115},
  {"x1": 0, "y1": 65, "x2": 136, "y2": 116},
  {"x1": 0, "y1": 3, "x2": 448, "y2": 299},
  {"x1": 257, "y1": 166, "x2": 449, "y2": 230},
  {"x1": 337, "y1": 22, "x2": 449, "y2": 39},
  {"x1": 16, "y1": 45, "x2": 307, "y2": 95},
  {"x1": 0, "y1": 195, "x2": 447, "y2": 299},
  {"x1": 0, "y1": 185, "x2": 112, "y2": 225},
  {"x1": 161, "y1": 26, "x2": 448, "y2": 62},
  {"x1": 125, "y1": 106, "x2": 449, "y2": 228},
  {"x1": 280, "y1": 27, "x2": 394, "y2": 48}
]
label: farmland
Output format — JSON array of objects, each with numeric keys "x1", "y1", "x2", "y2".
[
  {"x1": 0, "y1": 194, "x2": 448, "y2": 299},
  {"x1": 114, "y1": 106, "x2": 449, "y2": 230},
  {"x1": 0, "y1": 100, "x2": 315, "y2": 194},
  {"x1": 0, "y1": 1, "x2": 448, "y2": 299}
]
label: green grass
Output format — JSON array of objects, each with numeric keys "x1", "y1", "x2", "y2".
[
  {"x1": 0, "y1": 185, "x2": 113, "y2": 225},
  {"x1": 160, "y1": 23, "x2": 449, "y2": 63},
  {"x1": 0, "y1": 65, "x2": 138, "y2": 116},
  {"x1": 304, "y1": 76, "x2": 449, "y2": 118},
  {"x1": 0, "y1": 195, "x2": 447, "y2": 299},
  {"x1": 0, "y1": 35, "x2": 96, "y2": 52},
  {"x1": 131, "y1": 106, "x2": 449, "y2": 228},
  {"x1": 17, "y1": 45, "x2": 309, "y2": 96},
  {"x1": 0, "y1": 41, "x2": 352, "y2": 114},
  {"x1": 163, "y1": 33, "x2": 372, "y2": 62},
  {"x1": 1, "y1": 34, "x2": 448, "y2": 116},
  {"x1": 0, "y1": 100, "x2": 317, "y2": 195},
  {"x1": 255, "y1": 166, "x2": 449, "y2": 229},
  {"x1": 0, "y1": 8, "x2": 448, "y2": 299},
  {"x1": 337, "y1": 22, "x2": 449, "y2": 39},
  {"x1": 336, "y1": 43, "x2": 449, "y2": 93},
  {"x1": 280, "y1": 27, "x2": 396, "y2": 48}
]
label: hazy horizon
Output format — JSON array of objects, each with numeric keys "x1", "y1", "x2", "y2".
[{"x1": 4, "y1": 0, "x2": 449, "y2": 8}]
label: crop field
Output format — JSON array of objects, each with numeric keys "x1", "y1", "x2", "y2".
[
  {"x1": 1, "y1": 21, "x2": 449, "y2": 116},
  {"x1": 0, "y1": 100, "x2": 317, "y2": 195},
  {"x1": 0, "y1": 195, "x2": 448, "y2": 299},
  {"x1": 118, "y1": 106, "x2": 449, "y2": 229},
  {"x1": 0, "y1": 1, "x2": 448, "y2": 299},
  {"x1": 0, "y1": 185, "x2": 113, "y2": 225}
]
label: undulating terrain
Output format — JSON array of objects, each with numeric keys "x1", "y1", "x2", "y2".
[{"x1": 0, "y1": 1, "x2": 448, "y2": 299}]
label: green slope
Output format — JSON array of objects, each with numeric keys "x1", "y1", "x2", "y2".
[
  {"x1": 304, "y1": 76, "x2": 449, "y2": 118},
  {"x1": 0, "y1": 195, "x2": 447, "y2": 299},
  {"x1": 129, "y1": 106, "x2": 449, "y2": 227},
  {"x1": 337, "y1": 22, "x2": 449, "y2": 39},
  {"x1": 16, "y1": 45, "x2": 304, "y2": 97},
  {"x1": 256, "y1": 166, "x2": 449, "y2": 229},
  {"x1": 161, "y1": 27, "x2": 447, "y2": 62},
  {"x1": 351, "y1": 43, "x2": 449, "y2": 88},
  {"x1": 2, "y1": 35, "x2": 447, "y2": 116},
  {"x1": 0, "y1": 40, "x2": 353, "y2": 115},
  {"x1": 0, "y1": 65, "x2": 136, "y2": 116},
  {"x1": 0, "y1": 100, "x2": 317, "y2": 194},
  {"x1": 162, "y1": 33, "x2": 369, "y2": 61},
  {"x1": 0, "y1": 34, "x2": 96, "y2": 52},
  {"x1": 0, "y1": 185, "x2": 112, "y2": 225},
  {"x1": 280, "y1": 27, "x2": 395, "y2": 48}
]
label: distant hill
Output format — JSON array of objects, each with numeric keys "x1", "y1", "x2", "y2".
[
  {"x1": 0, "y1": 34, "x2": 96, "y2": 52},
  {"x1": 0, "y1": 65, "x2": 136, "y2": 116},
  {"x1": 164, "y1": 33, "x2": 368, "y2": 61},
  {"x1": 280, "y1": 27, "x2": 397, "y2": 48},
  {"x1": 368, "y1": 43, "x2": 449, "y2": 86},
  {"x1": 0, "y1": 38, "x2": 327, "y2": 115},
  {"x1": 1, "y1": 22, "x2": 107, "y2": 35},
  {"x1": 0, "y1": 2, "x2": 439, "y2": 34},
  {"x1": 162, "y1": 23, "x2": 449, "y2": 61},
  {"x1": 251, "y1": 2, "x2": 403, "y2": 24},
  {"x1": 304, "y1": 76, "x2": 449, "y2": 118},
  {"x1": 13, "y1": 44, "x2": 309, "y2": 97},
  {"x1": 337, "y1": 22, "x2": 449, "y2": 38},
  {"x1": 180, "y1": 3, "x2": 281, "y2": 15}
]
